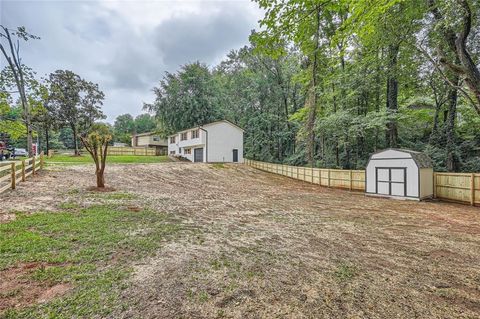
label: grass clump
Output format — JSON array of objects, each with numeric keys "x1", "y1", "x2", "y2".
[{"x1": 334, "y1": 263, "x2": 357, "y2": 281}]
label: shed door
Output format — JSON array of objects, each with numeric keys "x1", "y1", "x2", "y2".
[
  {"x1": 376, "y1": 168, "x2": 406, "y2": 197},
  {"x1": 194, "y1": 148, "x2": 203, "y2": 162}
]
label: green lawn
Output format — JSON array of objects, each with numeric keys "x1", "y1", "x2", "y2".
[
  {"x1": 45, "y1": 155, "x2": 171, "y2": 165},
  {"x1": 0, "y1": 193, "x2": 181, "y2": 318}
]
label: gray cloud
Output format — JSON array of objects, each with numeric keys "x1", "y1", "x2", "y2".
[
  {"x1": 1, "y1": 0, "x2": 263, "y2": 121},
  {"x1": 154, "y1": 6, "x2": 255, "y2": 69}
]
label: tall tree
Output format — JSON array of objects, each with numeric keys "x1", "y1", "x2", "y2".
[
  {"x1": 134, "y1": 113, "x2": 156, "y2": 134},
  {"x1": 427, "y1": 0, "x2": 480, "y2": 112},
  {"x1": 48, "y1": 70, "x2": 105, "y2": 155},
  {"x1": 0, "y1": 26, "x2": 39, "y2": 156},
  {"x1": 113, "y1": 113, "x2": 135, "y2": 144},
  {"x1": 145, "y1": 62, "x2": 222, "y2": 134}
]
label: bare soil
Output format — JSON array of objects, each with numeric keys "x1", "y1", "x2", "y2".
[
  {"x1": 0, "y1": 262, "x2": 72, "y2": 312},
  {"x1": 2, "y1": 163, "x2": 480, "y2": 318}
]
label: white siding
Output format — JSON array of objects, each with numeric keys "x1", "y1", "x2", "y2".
[
  {"x1": 168, "y1": 135, "x2": 179, "y2": 155},
  {"x1": 167, "y1": 121, "x2": 243, "y2": 163},
  {"x1": 205, "y1": 122, "x2": 243, "y2": 163}
]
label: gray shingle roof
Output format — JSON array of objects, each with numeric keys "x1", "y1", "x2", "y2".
[{"x1": 395, "y1": 149, "x2": 433, "y2": 168}]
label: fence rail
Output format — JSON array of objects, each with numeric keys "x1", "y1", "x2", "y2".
[
  {"x1": 107, "y1": 146, "x2": 157, "y2": 156},
  {"x1": 245, "y1": 159, "x2": 365, "y2": 191},
  {"x1": 0, "y1": 152, "x2": 44, "y2": 194},
  {"x1": 246, "y1": 159, "x2": 480, "y2": 206}
]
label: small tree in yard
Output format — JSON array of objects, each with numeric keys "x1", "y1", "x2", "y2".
[{"x1": 80, "y1": 124, "x2": 112, "y2": 188}]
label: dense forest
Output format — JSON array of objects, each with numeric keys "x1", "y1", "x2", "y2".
[
  {"x1": 1, "y1": 0, "x2": 479, "y2": 172},
  {"x1": 145, "y1": 0, "x2": 480, "y2": 172}
]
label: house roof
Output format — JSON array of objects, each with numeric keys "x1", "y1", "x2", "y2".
[
  {"x1": 133, "y1": 131, "x2": 159, "y2": 137},
  {"x1": 169, "y1": 120, "x2": 244, "y2": 136},
  {"x1": 372, "y1": 148, "x2": 433, "y2": 168}
]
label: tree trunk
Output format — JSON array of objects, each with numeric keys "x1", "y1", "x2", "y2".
[
  {"x1": 306, "y1": 6, "x2": 322, "y2": 166},
  {"x1": 445, "y1": 77, "x2": 459, "y2": 172},
  {"x1": 96, "y1": 170, "x2": 105, "y2": 188},
  {"x1": 45, "y1": 127, "x2": 50, "y2": 153},
  {"x1": 72, "y1": 124, "x2": 80, "y2": 156},
  {"x1": 385, "y1": 44, "x2": 399, "y2": 148},
  {"x1": 428, "y1": 0, "x2": 480, "y2": 113}
]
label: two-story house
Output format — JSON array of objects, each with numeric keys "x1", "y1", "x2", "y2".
[
  {"x1": 168, "y1": 120, "x2": 244, "y2": 163},
  {"x1": 131, "y1": 132, "x2": 168, "y2": 155}
]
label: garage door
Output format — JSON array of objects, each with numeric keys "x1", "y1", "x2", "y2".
[
  {"x1": 376, "y1": 168, "x2": 406, "y2": 197},
  {"x1": 194, "y1": 148, "x2": 203, "y2": 162}
]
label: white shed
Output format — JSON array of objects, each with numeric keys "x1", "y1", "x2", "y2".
[{"x1": 366, "y1": 149, "x2": 433, "y2": 200}]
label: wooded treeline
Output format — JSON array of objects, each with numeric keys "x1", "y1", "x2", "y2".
[{"x1": 146, "y1": 0, "x2": 480, "y2": 172}]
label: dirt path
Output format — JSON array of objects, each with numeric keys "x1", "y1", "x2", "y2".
[{"x1": 2, "y1": 163, "x2": 480, "y2": 318}]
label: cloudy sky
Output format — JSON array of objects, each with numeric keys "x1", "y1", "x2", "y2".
[{"x1": 1, "y1": 0, "x2": 263, "y2": 122}]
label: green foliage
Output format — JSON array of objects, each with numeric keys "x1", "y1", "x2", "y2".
[
  {"x1": 145, "y1": 62, "x2": 223, "y2": 134},
  {"x1": 134, "y1": 113, "x2": 156, "y2": 134}
]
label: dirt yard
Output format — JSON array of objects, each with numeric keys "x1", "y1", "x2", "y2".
[{"x1": 1, "y1": 162, "x2": 480, "y2": 318}]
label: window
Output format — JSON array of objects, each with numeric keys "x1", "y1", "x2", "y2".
[
  {"x1": 184, "y1": 148, "x2": 191, "y2": 155},
  {"x1": 169, "y1": 150, "x2": 175, "y2": 155},
  {"x1": 153, "y1": 136, "x2": 160, "y2": 142},
  {"x1": 170, "y1": 136, "x2": 176, "y2": 144},
  {"x1": 191, "y1": 129, "x2": 199, "y2": 139},
  {"x1": 181, "y1": 132, "x2": 188, "y2": 141}
]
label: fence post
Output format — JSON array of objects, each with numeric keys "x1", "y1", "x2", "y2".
[
  {"x1": 349, "y1": 170, "x2": 353, "y2": 191},
  {"x1": 32, "y1": 157, "x2": 36, "y2": 176},
  {"x1": 40, "y1": 152, "x2": 44, "y2": 170},
  {"x1": 433, "y1": 173, "x2": 437, "y2": 199},
  {"x1": 11, "y1": 162, "x2": 16, "y2": 190},
  {"x1": 471, "y1": 173, "x2": 475, "y2": 206},
  {"x1": 311, "y1": 167, "x2": 313, "y2": 183},
  {"x1": 21, "y1": 160, "x2": 26, "y2": 182},
  {"x1": 328, "y1": 169, "x2": 331, "y2": 187}
]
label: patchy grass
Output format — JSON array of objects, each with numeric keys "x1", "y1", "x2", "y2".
[
  {"x1": 85, "y1": 191, "x2": 138, "y2": 201},
  {"x1": 0, "y1": 204, "x2": 181, "y2": 317},
  {"x1": 45, "y1": 155, "x2": 171, "y2": 165},
  {"x1": 334, "y1": 263, "x2": 357, "y2": 281},
  {"x1": 210, "y1": 163, "x2": 226, "y2": 169}
]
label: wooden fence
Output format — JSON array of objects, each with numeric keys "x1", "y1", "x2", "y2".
[
  {"x1": 434, "y1": 172, "x2": 479, "y2": 206},
  {"x1": 0, "y1": 152, "x2": 44, "y2": 194},
  {"x1": 107, "y1": 146, "x2": 156, "y2": 156},
  {"x1": 246, "y1": 159, "x2": 480, "y2": 206},
  {"x1": 245, "y1": 159, "x2": 365, "y2": 191}
]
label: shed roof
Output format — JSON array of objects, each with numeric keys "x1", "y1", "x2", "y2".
[{"x1": 371, "y1": 148, "x2": 433, "y2": 168}]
